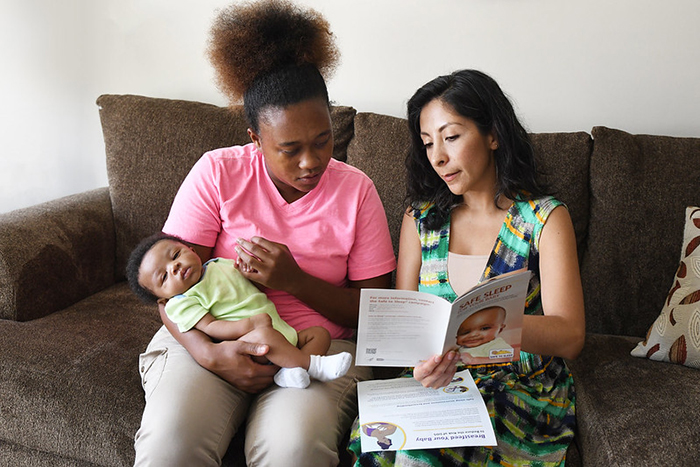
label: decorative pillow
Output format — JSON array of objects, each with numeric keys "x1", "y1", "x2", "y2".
[{"x1": 631, "y1": 206, "x2": 700, "y2": 368}]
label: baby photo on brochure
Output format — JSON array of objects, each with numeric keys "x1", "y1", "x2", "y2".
[
  {"x1": 356, "y1": 270, "x2": 531, "y2": 367},
  {"x1": 446, "y1": 272, "x2": 529, "y2": 365}
]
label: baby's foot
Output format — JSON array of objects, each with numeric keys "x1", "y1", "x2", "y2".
[
  {"x1": 307, "y1": 352, "x2": 352, "y2": 382},
  {"x1": 274, "y1": 367, "x2": 310, "y2": 389}
]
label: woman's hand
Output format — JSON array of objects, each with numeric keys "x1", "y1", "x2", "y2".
[
  {"x1": 235, "y1": 236, "x2": 392, "y2": 328},
  {"x1": 235, "y1": 236, "x2": 301, "y2": 292},
  {"x1": 158, "y1": 302, "x2": 277, "y2": 393},
  {"x1": 204, "y1": 339, "x2": 279, "y2": 393},
  {"x1": 413, "y1": 349, "x2": 459, "y2": 389}
]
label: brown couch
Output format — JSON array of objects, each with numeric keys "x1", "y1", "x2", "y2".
[{"x1": 1, "y1": 94, "x2": 699, "y2": 466}]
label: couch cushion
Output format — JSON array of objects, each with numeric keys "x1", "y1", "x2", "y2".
[
  {"x1": 631, "y1": 206, "x2": 700, "y2": 368},
  {"x1": 0, "y1": 283, "x2": 161, "y2": 466},
  {"x1": 97, "y1": 94, "x2": 356, "y2": 280},
  {"x1": 0, "y1": 440, "x2": 98, "y2": 467},
  {"x1": 581, "y1": 127, "x2": 700, "y2": 336},
  {"x1": 0, "y1": 188, "x2": 115, "y2": 321},
  {"x1": 567, "y1": 333, "x2": 700, "y2": 465}
]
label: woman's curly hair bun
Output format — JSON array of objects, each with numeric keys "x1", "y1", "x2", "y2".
[{"x1": 208, "y1": 0, "x2": 340, "y2": 102}]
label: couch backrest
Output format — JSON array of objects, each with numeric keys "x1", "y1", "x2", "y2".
[
  {"x1": 580, "y1": 127, "x2": 700, "y2": 337},
  {"x1": 346, "y1": 112, "x2": 410, "y2": 258},
  {"x1": 98, "y1": 95, "x2": 700, "y2": 339},
  {"x1": 530, "y1": 131, "x2": 593, "y2": 259},
  {"x1": 346, "y1": 112, "x2": 593, "y2": 266},
  {"x1": 97, "y1": 94, "x2": 356, "y2": 279},
  {"x1": 349, "y1": 117, "x2": 700, "y2": 338}
]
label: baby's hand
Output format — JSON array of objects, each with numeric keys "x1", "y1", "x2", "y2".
[{"x1": 235, "y1": 257, "x2": 258, "y2": 274}]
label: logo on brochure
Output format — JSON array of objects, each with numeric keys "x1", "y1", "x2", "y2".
[{"x1": 489, "y1": 349, "x2": 514, "y2": 359}]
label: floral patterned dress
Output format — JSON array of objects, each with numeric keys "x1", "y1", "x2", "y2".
[{"x1": 348, "y1": 196, "x2": 576, "y2": 467}]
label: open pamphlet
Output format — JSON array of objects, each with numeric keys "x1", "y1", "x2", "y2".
[
  {"x1": 356, "y1": 369, "x2": 497, "y2": 452},
  {"x1": 356, "y1": 269, "x2": 531, "y2": 367}
]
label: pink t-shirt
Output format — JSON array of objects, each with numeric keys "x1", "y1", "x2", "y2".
[{"x1": 163, "y1": 143, "x2": 396, "y2": 339}]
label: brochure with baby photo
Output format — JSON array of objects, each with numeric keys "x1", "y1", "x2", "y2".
[
  {"x1": 356, "y1": 269, "x2": 531, "y2": 367},
  {"x1": 356, "y1": 369, "x2": 497, "y2": 452}
]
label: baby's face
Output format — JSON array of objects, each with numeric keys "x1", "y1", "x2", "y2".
[
  {"x1": 138, "y1": 239, "x2": 203, "y2": 300},
  {"x1": 456, "y1": 307, "x2": 506, "y2": 348}
]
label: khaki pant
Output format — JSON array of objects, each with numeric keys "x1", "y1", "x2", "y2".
[{"x1": 134, "y1": 326, "x2": 371, "y2": 467}]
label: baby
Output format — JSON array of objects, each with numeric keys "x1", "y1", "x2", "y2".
[
  {"x1": 127, "y1": 233, "x2": 352, "y2": 389},
  {"x1": 456, "y1": 305, "x2": 513, "y2": 364}
]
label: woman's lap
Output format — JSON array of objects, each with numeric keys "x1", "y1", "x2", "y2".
[
  {"x1": 134, "y1": 328, "x2": 372, "y2": 467},
  {"x1": 245, "y1": 339, "x2": 373, "y2": 467},
  {"x1": 349, "y1": 357, "x2": 574, "y2": 467},
  {"x1": 134, "y1": 326, "x2": 252, "y2": 467}
]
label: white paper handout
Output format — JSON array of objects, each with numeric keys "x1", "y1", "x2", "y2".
[
  {"x1": 357, "y1": 370, "x2": 497, "y2": 452},
  {"x1": 356, "y1": 269, "x2": 531, "y2": 367}
]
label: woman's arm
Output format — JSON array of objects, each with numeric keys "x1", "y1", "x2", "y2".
[
  {"x1": 396, "y1": 210, "x2": 460, "y2": 388},
  {"x1": 235, "y1": 236, "x2": 392, "y2": 328},
  {"x1": 520, "y1": 206, "x2": 586, "y2": 360},
  {"x1": 395, "y1": 210, "x2": 422, "y2": 291},
  {"x1": 158, "y1": 304, "x2": 278, "y2": 392}
]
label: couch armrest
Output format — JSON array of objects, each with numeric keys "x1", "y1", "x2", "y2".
[{"x1": 0, "y1": 188, "x2": 116, "y2": 321}]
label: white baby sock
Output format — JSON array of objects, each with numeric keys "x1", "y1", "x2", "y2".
[
  {"x1": 307, "y1": 352, "x2": 352, "y2": 382},
  {"x1": 274, "y1": 367, "x2": 310, "y2": 389}
]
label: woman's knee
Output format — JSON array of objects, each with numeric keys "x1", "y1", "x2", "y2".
[
  {"x1": 245, "y1": 421, "x2": 339, "y2": 467},
  {"x1": 134, "y1": 327, "x2": 251, "y2": 466},
  {"x1": 134, "y1": 411, "x2": 222, "y2": 467},
  {"x1": 244, "y1": 363, "x2": 358, "y2": 467}
]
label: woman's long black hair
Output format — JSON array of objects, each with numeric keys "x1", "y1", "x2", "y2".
[{"x1": 406, "y1": 69, "x2": 549, "y2": 230}]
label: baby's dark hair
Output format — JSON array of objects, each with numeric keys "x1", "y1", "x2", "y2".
[
  {"x1": 126, "y1": 233, "x2": 184, "y2": 303},
  {"x1": 207, "y1": 0, "x2": 340, "y2": 132}
]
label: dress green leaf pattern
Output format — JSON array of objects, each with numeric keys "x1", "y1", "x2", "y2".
[{"x1": 348, "y1": 196, "x2": 576, "y2": 467}]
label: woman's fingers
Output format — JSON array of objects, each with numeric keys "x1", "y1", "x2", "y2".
[
  {"x1": 414, "y1": 350, "x2": 458, "y2": 389},
  {"x1": 235, "y1": 237, "x2": 301, "y2": 291},
  {"x1": 236, "y1": 237, "x2": 265, "y2": 262},
  {"x1": 414, "y1": 354, "x2": 442, "y2": 380}
]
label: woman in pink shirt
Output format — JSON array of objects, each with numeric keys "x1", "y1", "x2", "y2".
[{"x1": 133, "y1": 2, "x2": 396, "y2": 466}]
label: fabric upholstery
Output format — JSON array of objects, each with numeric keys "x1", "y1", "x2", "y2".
[
  {"x1": 0, "y1": 440, "x2": 98, "y2": 467},
  {"x1": 581, "y1": 126, "x2": 700, "y2": 336},
  {"x1": 567, "y1": 333, "x2": 700, "y2": 465},
  {"x1": 0, "y1": 284, "x2": 161, "y2": 466},
  {"x1": 346, "y1": 112, "x2": 409, "y2": 258},
  {"x1": 0, "y1": 188, "x2": 115, "y2": 322},
  {"x1": 97, "y1": 94, "x2": 356, "y2": 281},
  {"x1": 530, "y1": 132, "x2": 592, "y2": 259}
]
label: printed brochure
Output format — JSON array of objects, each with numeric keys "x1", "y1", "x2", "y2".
[
  {"x1": 356, "y1": 270, "x2": 531, "y2": 367},
  {"x1": 356, "y1": 370, "x2": 497, "y2": 452}
]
